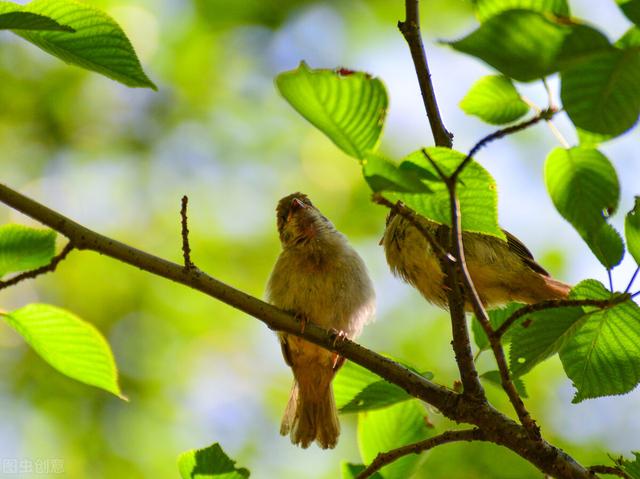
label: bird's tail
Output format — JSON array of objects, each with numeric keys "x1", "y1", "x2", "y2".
[
  {"x1": 541, "y1": 276, "x2": 572, "y2": 300},
  {"x1": 280, "y1": 380, "x2": 339, "y2": 449}
]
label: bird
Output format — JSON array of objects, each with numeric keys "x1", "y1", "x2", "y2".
[
  {"x1": 381, "y1": 211, "x2": 571, "y2": 310},
  {"x1": 266, "y1": 192, "x2": 376, "y2": 449}
]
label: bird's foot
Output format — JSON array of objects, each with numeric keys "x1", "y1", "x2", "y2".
[{"x1": 329, "y1": 328, "x2": 348, "y2": 348}]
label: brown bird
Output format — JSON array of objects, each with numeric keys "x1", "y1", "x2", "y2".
[
  {"x1": 266, "y1": 193, "x2": 375, "y2": 449},
  {"x1": 382, "y1": 212, "x2": 570, "y2": 310}
]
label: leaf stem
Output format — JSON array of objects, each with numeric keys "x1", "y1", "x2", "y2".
[{"x1": 625, "y1": 266, "x2": 639, "y2": 294}]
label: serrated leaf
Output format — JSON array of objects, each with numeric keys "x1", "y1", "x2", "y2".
[
  {"x1": 276, "y1": 62, "x2": 388, "y2": 160},
  {"x1": 358, "y1": 401, "x2": 433, "y2": 479},
  {"x1": 2, "y1": 304, "x2": 123, "y2": 397},
  {"x1": 334, "y1": 359, "x2": 432, "y2": 413},
  {"x1": 448, "y1": 10, "x2": 571, "y2": 82},
  {"x1": 341, "y1": 463, "x2": 383, "y2": 479},
  {"x1": 382, "y1": 147, "x2": 504, "y2": 239},
  {"x1": 12, "y1": 0, "x2": 155, "y2": 89},
  {"x1": 621, "y1": 452, "x2": 640, "y2": 479},
  {"x1": 0, "y1": 224, "x2": 56, "y2": 277},
  {"x1": 362, "y1": 152, "x2": 430, "y2": 193},
  {"x1": 473, "y1": 302, "x2": 524, "y2": 351},
  {"x1": 544, "y1": 147, "x2": 624, "y2": 268},
  {"x1": 0, "y1": 5, "x2": 74, "y2": 31},
  {"x1": 472, "y1": 0, "x2": 570, "y2": 22},
  {"x1": 561, "y1": 48, "x2": 640, "y2": 136},
  {"x1": 617, "y1": 0, "x2": 640, "y2": 26},
  {"x1": 626, "y1": 197, "x2": 640, "y2": 265},
  {"x1": 178, "y1": 443, "x2": 250, "y2": 479},
  {"x1": 460, "y1": 75, "x2": 529, "y2": 124},
  {"x1": 480, "y1": 370, "x2": 528, "y2": 398}
]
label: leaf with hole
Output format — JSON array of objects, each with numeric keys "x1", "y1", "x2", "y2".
[
  {"x1": 10, "y1": 0, "x2": 155, "y2": 89},
  {"x1": 178, "y1": 443, "x2": 249, "y2": 479},
  {"x1": 276, "y1": 62, "x2": 388, "y2": 160},
  {"x1": 0, "y1": 224, "x2": 56, "y2": 277},
  {"x1": 2, "y1": 304, "x2": 124, "y2": 398},
  {"x1": 460, "y1": 75, "x2": 529, "y2": 124}
]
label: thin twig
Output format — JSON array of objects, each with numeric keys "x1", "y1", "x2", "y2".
[
  {"x1": 180, "y1": 195, "x2": 194, "y2": 269},
  {"x1": 356, "y1": 429, "x2": 486, "y2": 479},
  {"x1": 625, "y1": 266, "x2": 639, "y2": 294},
  {"x1": 0, "y1": 242, "x2": 74, "y2": 291},
  {"x1": 632, "y1": 291, "x2": 639, "y2": 299},
  {"x1": 495, "y1": 295, "x2": 631, "y2": 339},
  {"x1": 588, "y1": 465, "x2": 632, "y2": 478},
  {"x1": 608, "y1": 270, "x2": 614, "y2": 293},
  {"x1": 398, "y1": 0, "x2": 452, "y2": 147}
]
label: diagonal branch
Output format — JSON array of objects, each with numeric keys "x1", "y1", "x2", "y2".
[
  {"x1": 356, "y1": 428, "x2": 486, "y2": 479},
  {"x1": 588, "y1": 465, "x2": 632, "y2": 479},
  {"x1": 398, "y1": 0, "x2": 452, "y2": 147},
  {"x1": 0, "y1": 241, "x2": 74, "y2": 291}
]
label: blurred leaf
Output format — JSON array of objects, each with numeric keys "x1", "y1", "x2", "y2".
[
  {"x1": 617, "y1": 0, "x2": 640, "y2": 25},
  {"x1": 334, "y1": 359, "x2": 432, "y2": 413},
  {"x1": 340, "y1": 463, "x2": 383, "y2": 479},
  {"x1": 620, "y1": 452, "x2": 640, "y2": 479},
  {"x1": 555, "y1": 23, "x2": 615, "y2": 70},
  {"x1": 276, "y1": 62, "x2": 388, "y2": 160},
  {"x1": 473, "y1": 302, "x2": 524, "y2": 351},
  {"x1": 544, "y1": 147, "x2": 624, "y2": 268},
  {"x1": 459, "y1": 75, "x2": 529, "y2": 124},
  {"x1": 178, "y1": 443, "x2": 249, "y2": 479},
  {"x1": 480, "y1": 370, "x2": 528, "y2": 398},
  {"x1": 384, "y1": 147, "x2": 505, "y2": 239},
  {"x1": 561, "y1": 48, "x2": 640, "y2": 136},
  {"x1": 2, "y1": 304, "x2": 124, "y2": 398},
  {"x1": 0, "y1": 224, "x2": 56, "y2": 277},
  {"x1": 448, "y1": 10, "x2": 571, "y2": 82},
  {"x1": 472, "y1": 0, "x2": 570, "y2": 22},
  {"x1": 626, "y1": 197, "x2": 640, "y2": 265},
  {"x1": 362, "y1": 152, "x2": 430, "y2": 193},
  {"x1": 13, "y1": 0, "x2": 156, "y2": 89},
  {"x1": 0, "y1": 3, "x2": 74, "y2": 31},
  {"x1": 358, "y1": 401, "x2": 433, "y2": 479},
  {"x1": 559, "y1": 281, "x2": 640, "y2": 402},
  {"x1": 616, "y1": 26, "x2": 640, "y2": 48},
  {"x1": 576, "y1": 127, "x2": 614, "y2": 146}
]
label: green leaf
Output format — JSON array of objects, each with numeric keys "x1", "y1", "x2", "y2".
[
  {"x1": 12, "y1": 0, "x2": 155, "y2": 89},
  {"x1": 459, "y1": 75, "x2": 529, "y2": 124},
  {"x1": 334, "y1": 359, "x2": 432, "y2": 413},
  {"x1": 620, "y1": 452, "x2": 640, "y2": 479},
  {"x1": 276, "y1": 62, "x2": 388, "y2": 160},
  {"x1": 341, "y1": 463, "x2": 383, "y2": 479},
  {"x1": 561, "y1": 48, "x2": 640, "y2": 136},
  {"x1": 544, "y1": 147, "x2": 624, "y2": 268},
  {"x1": 616, "y1": 26, "x2": 640, "y2": 48},
  {"x1": 2, "y1": 304, "x2": 123, "y2": 398},
  {"x1": 556, "y1": 280, "x2": 640, "y2": 402},
  {"x1": 473, "y1": 302, "x2": 524, "y2": 351},
  {"x1": 0, "y1": 224, "x2": 56, "y2": 277},
  {"x1": 617, "y1": 0, "x2": 640, "y2": 26},
  {"x1": 0, "y1": 6, "x2": 74, "y2": 31},
  {"x1": 362, "y1": 152, "x2": 430, "y2": 193},
  {"x1": 480, "y1": 370, "x2": 528, "y2": 398},
  {"x1": 576, "y1": 127, "x2": 614, "y2": 146},
  {"x1": 448, "y1": 10, "x2": 571, "y2": 82},
  {"x1": 509, "y1": 306, "x2": 586, "y2": 377},
  {"x1": 383, "y1": 147, "x2": 505, "y2": 239},
  {"x1": 555, "y1": 24, "x2": 615, "y2": 70},
  {"x1": 626, "y1": 197, "x2": 640, "y2": 265},
  {"x1": 178, "y1": 443, "x2": 250, "y2": 479},
  {"x1": 472, "y1": 0, "x2": 570, "y2": 22},
  {"x1": 358, "y1": 401, "x2": 433, "y2": 479}
]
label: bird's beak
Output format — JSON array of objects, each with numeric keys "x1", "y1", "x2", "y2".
[
  {"x1": 291, "y1": 198, "x2": 307, "y2": 211},
  {"x1": 378, "y1": 233, "x2": 385, "y2": 246}
]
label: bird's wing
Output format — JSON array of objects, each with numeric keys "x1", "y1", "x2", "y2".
[{"x1": 504, "y1": 229, "x2": 550, "y2": 277}]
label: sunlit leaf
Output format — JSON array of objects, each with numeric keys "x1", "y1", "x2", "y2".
[
  {"x1": 448, "y1": 10, "x2": 571, "y2": 82},
  {"x1": 358, "y1": 401, "x2": 433, "y2": 479},
  {"x1": 178, "y1": 443, "x2": 250, "y2": 479},
  {"x1": 362, "y1": 152, "x2": 429, "y2": 193},
  {"x1": 561, "y1": 48, "x2": 640, "y2": 136},
  {"x1": 0, "y1": 224, "x2": 56, "y2": 277},
  {"x1": 382, "y1": 147, "x2": 504, "y2": 239},
  {"x1": 276, "y1": 61, "x2": 388, "y2": 160},
  {"x1": 2, "y1": 304, "x2": 124, "y2": 397},
  {"x1": 0, "y1": 2, "x2": 74, "y2": 31},
  {"x1": 480, "y1": 370, "x2": 528, "y2": 398},
  {"x1": 472, "y1": 0, "x2": 570, "y2": 22},
  {"x1": 12, "y1": 0, "x2": 155, "y2": 89},
  {"x1": 626, "y1": 197, "x2": 640, "y2": 265},
  {"x1": 340, "y1": 463, "x2": 383, "y2": 479},
  {"x1": 459, "y1": 75, "x2": 529, "y2": 124}
]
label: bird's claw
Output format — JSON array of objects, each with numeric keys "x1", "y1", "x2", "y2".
[
  {"x1": 329, "y1": 328, "x2": 348, "y2": 348},
  {"x1": 295, "y1": 314, "x2": 309, "y2": 334}
]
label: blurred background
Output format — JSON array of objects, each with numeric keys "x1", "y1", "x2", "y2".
[{"x1": 1, "y1": 0, "x2": 639, "y2": 477}]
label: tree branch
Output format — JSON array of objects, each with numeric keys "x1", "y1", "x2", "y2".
[
  {"x1": 398, "y1": 0, "x2": 452, "y2": 147},
  {"x1": 494, "y1": 295, "x2": 631, "y2": 339},
  {"x1": 0, "y1": 241, "x2": 74, "y2": 291},
  {"x1": 588, "y1": 465, "x2": 631, "y2": 479},
  {"x1": 356, "y1": 429, "x2": 486, "y2": 479},
  {"x1": 180, "y1": 195, "x2": 194, "y2": 269}
]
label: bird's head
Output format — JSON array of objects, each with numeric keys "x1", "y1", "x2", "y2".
[{"x1": 276, "y1": 192, "x2": 334, "y2": 247}]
